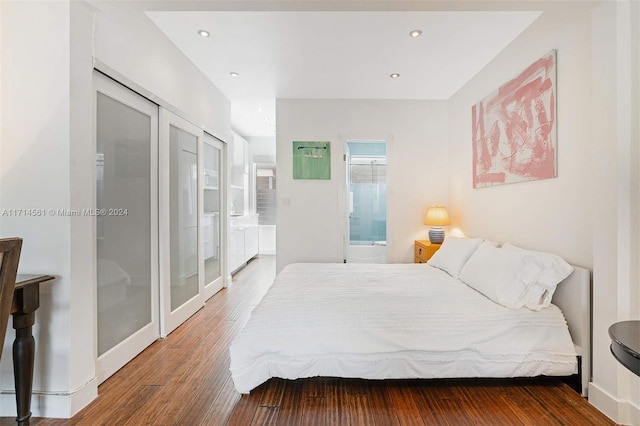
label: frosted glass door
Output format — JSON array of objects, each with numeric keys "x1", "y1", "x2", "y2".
[
  {"x1": 345, "y1": 141, "x2": 388, "y2": 264},
  {"x1": 203, "y1": 134, "x2": 225, "y2": 299},
  {"x1": 94, "y1": 72, "x2": 159, "y2": 383},
  {"x1": 160, "y1": 109, "x2": 205, "y2": 336}
]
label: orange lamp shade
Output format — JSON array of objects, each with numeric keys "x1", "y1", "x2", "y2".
[{"x1": 424, "y1": 206, "x2": 451, "y2": 226}]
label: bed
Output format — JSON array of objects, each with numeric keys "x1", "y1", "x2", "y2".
[{"x1": 229, "y1": 238, "x2": 591, "y2": 397}]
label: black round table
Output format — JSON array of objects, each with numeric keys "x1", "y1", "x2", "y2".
[{"x1": 609, "y1": 320, "x2": 640, "y2": 376}]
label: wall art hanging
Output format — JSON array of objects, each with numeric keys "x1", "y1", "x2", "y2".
[
  {"x1": 293, "y1": 141, "x2": 331, "y2": 180},
  {"x1": 472, "y1": 50, "x2": 557, "y2": 188}
]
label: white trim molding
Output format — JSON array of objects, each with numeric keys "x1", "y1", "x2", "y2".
[
  {"x1": 589, "y1": 381, "x2": 640, "y2": 425},
  {"x1": 0, "y1": 377, "x2": 97, "y2": 418}
]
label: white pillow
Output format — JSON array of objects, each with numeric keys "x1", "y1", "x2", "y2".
[
  {"x1": 427, "y1": 237, "x2": 484, "y2": 278},
  {"x1": 459, "y1": 241, "x2": 548, "y2": 310},
  {"x1": 501, "y1": 243, "x2": 574, "y2": 292}
]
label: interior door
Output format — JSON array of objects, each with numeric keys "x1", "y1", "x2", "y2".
[
  {"x1": 344, "y1": 141, "x2": 388, "y2": 263},
  {"x1": 94, "y1": 72, "x2": 159, "y2": 383},
  {"x1": 343, "y1": 144, "x2": 351, "y2": 262},
  {"x1": 203, "y1": 133, "x2": 225, "y2": 299},
  {"x1": 160, "y1": 109, "x2": 205, "y2": 336}
]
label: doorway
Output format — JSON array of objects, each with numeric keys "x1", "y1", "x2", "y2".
[
  {"x1": 345, "y1": 141, "x2": 387, "y2": 263},
  {"x1": 255, "y1": 163, "x2": 277, "y2": 255}
]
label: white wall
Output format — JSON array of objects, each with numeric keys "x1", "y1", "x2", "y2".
[
  {"x1": 448, "y1": 5, "x2": 593, "y2": 268},
  {"x1": 0, "y1": 0, "x2": 232, "y2": 417},
  {"x1": 448, "y1": 2, "x2": 640, "y2": 424},
  {"x1": 91, "y1": 1, "x2": 232, "y2": 143},
  {"x1": 69, "y1": 0, "x2": 100, "y2": 414},
  {"x1": 0, "y1": 0, "x2": 76, "y2": 417},
  {"x1": 590, "y1": 1, "x2": 640, "y2": 424},
  {"x1": 276, "y1": 99, "x2": 448, "y2": 272},
  {"x1": 248, "y1": 136, "x2": 277, "y2": 160}
]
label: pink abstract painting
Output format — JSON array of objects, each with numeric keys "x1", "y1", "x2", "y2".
[{"x1": 472, "y1": 50, "x2": 557, "y2": 188}]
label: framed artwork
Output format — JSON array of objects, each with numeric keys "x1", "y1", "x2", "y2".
[
  {"x1": 293, "y1": 141, "x2": 331, "y2": 180},
  {"x1": 472, "y1": 50, "x2": 557, "y2": 188}
]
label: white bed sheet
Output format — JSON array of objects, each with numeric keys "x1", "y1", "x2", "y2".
[{"x1": 229, "y1": 263, "x2": 577, "y2": 393}]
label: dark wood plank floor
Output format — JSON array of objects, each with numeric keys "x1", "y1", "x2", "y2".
[{"x1": 0, "y1": 255, "x2": 617, "y2": 425}]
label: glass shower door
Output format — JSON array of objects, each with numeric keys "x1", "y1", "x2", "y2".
[{"x1": 346, "y1": 141, "x2": 388, "y2": 263}]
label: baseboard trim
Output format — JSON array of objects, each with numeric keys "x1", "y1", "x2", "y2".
[
  {"x1": 0, "y1": 376, "x2": 98, "y2": 419},
  {"x1": 589, "y1": 381, "x2": 640, "y2": 425},
  {"x1": 69, "y1": 376, "x2": 99, "y2": 416},
  {"x1": 589, "y1": 382, "x2": 621, "y2": 422},
  {"x1": 631, "y1": 399, "x2": 640, "y2": 425}
]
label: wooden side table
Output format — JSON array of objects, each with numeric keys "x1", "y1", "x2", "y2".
[
  {"x1": 414, "y1": 240, "x2": 441, "y2": 263},
  {"x1": 12, "y1": 274, "x2": 55, "y2": 426}
]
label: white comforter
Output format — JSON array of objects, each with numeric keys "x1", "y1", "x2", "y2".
[{"x1": 229, "y1": 263, "x2": 577, "y2": 393}]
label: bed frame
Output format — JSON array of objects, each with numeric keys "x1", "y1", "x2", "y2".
[{"x1": 551, "y1": 265, "x2": 591, "y2": 396}]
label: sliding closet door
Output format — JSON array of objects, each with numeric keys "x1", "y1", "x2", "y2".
[
  {"x1": 203, "y1": 134, "x2": 225, "y2": 300},
  {"x1": 160, "y1": 109, "x2": 205, "y2": 336},
  {"x1": 94, "y1": 72, "x2": 159, "y2": 383}
]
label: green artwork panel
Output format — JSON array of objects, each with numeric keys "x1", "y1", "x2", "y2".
[{"x1": 293, "y1": 141, "x2": 331, "y2": 180}]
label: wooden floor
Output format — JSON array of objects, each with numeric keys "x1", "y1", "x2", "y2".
[{"x1": 1, "y1": 255, "x2": 616, "y2": 425}]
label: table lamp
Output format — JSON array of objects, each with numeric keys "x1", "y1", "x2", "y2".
[{"x1": 424, "y1": 206, "x2": 450, "y2": 244}]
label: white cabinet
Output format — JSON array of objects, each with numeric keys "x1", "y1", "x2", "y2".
[
  {"x1": 228, "y1": 131, "x2": 257, "y2": 274},
  {"x1": 244, "y1": 219, "x2": 259, "y2": 260},
  {"x1": 229, "y1": 220, "x2": 245, "y2": 273},
  {"x1": 230, "y1": 214, "x2": 259, "y2": 273}
]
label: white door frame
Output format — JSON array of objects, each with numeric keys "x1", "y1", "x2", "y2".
[
  {"x1": 159, "y1": 108, "x2": 205, "y2": 337},
  {"x1": 203, "y1": 133, "x2": 226, "y2": 300},
  {"x1": 94, "y1": 71, "x2": 160, "y2": 383}
]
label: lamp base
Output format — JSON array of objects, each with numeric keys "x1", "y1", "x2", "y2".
[{"x1": 428, "y1": 227, "x2": 445, "y2": 244}]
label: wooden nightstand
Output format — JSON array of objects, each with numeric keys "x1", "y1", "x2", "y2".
[{"x1": 414, "y1": 240, "x2": 441, "y2": 263}]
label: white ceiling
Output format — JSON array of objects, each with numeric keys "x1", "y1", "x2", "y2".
[{"x1": 145, "y1": 7, "x2": 542, "y2": 137}]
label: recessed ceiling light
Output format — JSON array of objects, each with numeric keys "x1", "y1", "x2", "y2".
[
  {"x1": 230, "y1": 72, "x2": 239, "y2": 77},
  {"x1": 409, "y1": 29, "x2": 422, "y2": 38},
  {"x1": 390, "y1": 73, "x2": 400, "y2": 79},
  {"x1": 197, "y1": 29, "x2": 210, "y2": 38},
  {"x1": 257, "y1": 107, "x2": 264, "y2": 112}
]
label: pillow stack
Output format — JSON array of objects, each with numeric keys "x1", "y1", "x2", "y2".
[
  {"x1": 426, "y1": 237, "x2": 484, "y2": 279},
  {"x1": 428, "y1": 238, "x2": 574, "y2": 311}
]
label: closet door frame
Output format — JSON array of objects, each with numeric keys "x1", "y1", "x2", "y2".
[
  {"x1": 159, "y1": 108, "x2": 205, "y2": 337},
  {"x1": 94, "y1": 71, "x2": 160, "y2": 383},
  {"x1": 203, "y1": 133, "x2": 226, "y2": 300}
]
